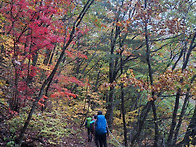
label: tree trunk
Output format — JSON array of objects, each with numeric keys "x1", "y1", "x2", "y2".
[
  {"x1": 121, "y1": 83, "x2": 127, "y2": 146},
  {"x1": 120, "y1": 48, "x2": 127, "y2": 146},
  {"x1": 144, "y1": 0, "x2": 159, "y2": 145},
  {"x1": 173, "y1": 90, "x2": 190, "y2": 145},
  {"x1": 152, "y1": 101, "x2": 158, "y2": 147},
  {"x1": 105, "y1": 86, "x2": 115, "y2": 130},
  {"x1": 167, "y1": 88, "x2": 181, "y2": 146},
  {"x1": 105, "y1": 25, "x2": 120, "y2": 129},
  {"x1": 43, "y1": 49, "x2": 51, "y2": 65},
  {"x1": 131, "y1": 101, "x2": 152, "y2": 145}
]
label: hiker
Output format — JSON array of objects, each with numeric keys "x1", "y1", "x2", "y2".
[
  {"x1": 90, "y1": 114, "x2": 97, "y2": 136},
  {"x1": 95, "y1": 111, "x2": 108, "y2": 147},
  {"x1": 90, "y1": 115, "x2": 99, "y2": 146},
  {"x1": 85, "y1": 116, "x2": 92, "y2": 142}
]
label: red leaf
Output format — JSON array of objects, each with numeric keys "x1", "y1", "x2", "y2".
[
  {"x1": 50, "y1": 92, "x2": 59, "y2": 98},
  {"x1": 64, "y1": 91, "x2": 77, "y2": 98},
  {"x1": 42, "y1": 95, "x2": 48, "y2": 99},
  {"x1": 38, "y1": 101, "x2": 44, "y2": 107},
  {"x1": 65, "y1": 50, "x2": 75, "y2": 59},
  {"x1": 77, "y1": 52, "x2": 88, "y2": 59},
  {"x1": 39, "y1": 98, "x2": 44, "y2": 102}
]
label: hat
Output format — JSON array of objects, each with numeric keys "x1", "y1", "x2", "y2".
[
  {"x1": 97, "y1": 110, "x2": 102, "y2": 115},
  {"x1": 94, "y1": 115, "x2": 97, "y2": 119}
]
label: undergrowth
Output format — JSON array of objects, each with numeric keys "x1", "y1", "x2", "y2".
[
  {"x1": 2, "y1": 96, "x2": 123, "y2": 146},
  {"x1": 5, "y1": 102, "x2": 84, "y2": 146}
]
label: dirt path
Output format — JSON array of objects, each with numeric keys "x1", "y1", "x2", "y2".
[{"x1": 79, "y1": 127, "x2": 113, "y2": 147}]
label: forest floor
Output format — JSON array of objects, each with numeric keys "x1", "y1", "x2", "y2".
[
  {"x1": 0, "y1": 119, "x2": 114, "y2": 147},
  {"x1": 61, "y1": 124, "x2": 114, "y2": 147}
]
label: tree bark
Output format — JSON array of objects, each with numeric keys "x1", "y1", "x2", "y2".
[
  {"x1": 167, "y1": 88, "x2": 181, "y2": 146},
  {"x1": 120, "y1": 47, "x2": 127, "y2": 146},
  {"x1": 131, "y1": 101, "x2": 152, "y2": 145},
  {"x1": 105, "y1": 22, "x2": 120, "y2": 129},
  {"x1": 173, "y1": 89, "x2": 190, "y2": 145},
  {"x1": 105, "y1": 86, "x2": 115, "y2": 130}
]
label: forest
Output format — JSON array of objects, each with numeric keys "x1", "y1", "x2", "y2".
[{"x1": 0, "y1": 0, "x2": 196, "y2": 146}]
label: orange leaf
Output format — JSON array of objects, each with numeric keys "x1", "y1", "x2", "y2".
[
  {"x1": 42, "y1": 95, "x2": 48, "y2": 99},
  {"x1": 116, "y1": 22, "x2": 123, "y2": 27},
  {"x1": 101, "y1": 24, "x2": 107, "y2": 28}
]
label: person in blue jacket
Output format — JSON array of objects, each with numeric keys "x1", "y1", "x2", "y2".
[{"x1": 95, "y1": 111, "x2": 108, "y2": 147}]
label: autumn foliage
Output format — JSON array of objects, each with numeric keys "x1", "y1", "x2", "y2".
[
  {"x1": 0, "y1": 0, "x2": 196, "y2": 146},
  {"x1": 0, "y1": 0, "x2": 89, "y2": 111}
]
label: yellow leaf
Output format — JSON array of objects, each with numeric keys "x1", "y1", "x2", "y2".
[{"x1": 39, "y1": 63, "x2": 52, "y2": 71}]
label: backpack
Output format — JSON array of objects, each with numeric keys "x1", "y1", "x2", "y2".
[
  {"x1": 86, "y1": 117, "x2": 92, "y2": 128},
  {"x1": 96, "y1": 115, "x2": 107, "y2": 134}
]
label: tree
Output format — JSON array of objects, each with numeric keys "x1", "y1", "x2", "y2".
[{"x1": 0, "y1": 0, "x2": 94, "y2": 145}]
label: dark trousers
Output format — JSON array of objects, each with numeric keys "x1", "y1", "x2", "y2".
[
  {"x1": 87, "y1": 128, "x2": 92, "y2": 142},
  {"x1": 94, "y1": 133, "x2": 99, "y2": 146},
  {"x1": 96, "y1": 133, "x2": 107, "y2": 147}
]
